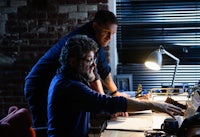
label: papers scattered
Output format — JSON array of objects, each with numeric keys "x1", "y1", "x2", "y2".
[{"x1": 106, "y1": 116, "x2": 153, "y2": 131}]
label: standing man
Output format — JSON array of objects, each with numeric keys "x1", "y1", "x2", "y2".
[
  {"x1": 47, "y1": 34, "x2": 183, "y2": 137},
  {"x1": 24, "y1": 10, "x2": 129, "y2": 128}
]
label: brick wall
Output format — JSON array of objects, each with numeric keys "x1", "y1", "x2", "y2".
[{"x1": 0, "y1": 0, "x2": 109, "y2": 118}]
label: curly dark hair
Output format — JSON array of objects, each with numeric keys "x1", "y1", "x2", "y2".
[{"x1": 59, "y1": 35, "x2": 99, "y2": 66}]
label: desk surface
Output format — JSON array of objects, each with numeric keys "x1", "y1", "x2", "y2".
[
  {"x1": 100, "y1": 93, "x2": 192, "y2": 137},
  {"x1": 101, "y1": 130, "x2": 145, "y2": 137},
  {"x1": 100, "y1": 112, "x2": 183, "y2": 137}
]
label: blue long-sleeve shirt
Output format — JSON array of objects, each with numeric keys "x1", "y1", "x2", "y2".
[
  {"x1": 24, "y1": 21, "x2": 111, "y2": 127},
  {"x1": 47, "y1": 74, "x2": 127, "y2": 137},
  {"x1": 25, "y1": 22, "x2": 110, "y2": 82}
]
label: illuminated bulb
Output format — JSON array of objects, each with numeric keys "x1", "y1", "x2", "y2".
[{"x1": 145, "y1": 61, "x2": 160, "y2": 70}]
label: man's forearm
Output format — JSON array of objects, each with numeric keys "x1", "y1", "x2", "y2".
[
  {"x1": 102, "y1": 73, "x2": 117, "y2": 92},
  {"x1": 127, "y1": 99, "x2": 153, "y2": 112},
  {"x1": 126, "y1": 98, "x2": 184, "y2": 117},
  {"x1": 89, "y1": 79, "x2": 105, "y2": 94},
  {"x1": 102, "y1": 73, "x2": 130, "y2": 98}
]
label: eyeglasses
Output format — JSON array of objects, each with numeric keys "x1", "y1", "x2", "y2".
[{"x1": 81, "y1": 58, "x2": 97, "y2": 65}]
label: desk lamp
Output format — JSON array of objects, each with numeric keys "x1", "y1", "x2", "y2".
[{"x1": 145, "y1": 45, "x2": 180, "y2": 88}]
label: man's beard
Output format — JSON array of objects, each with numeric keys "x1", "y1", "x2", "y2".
[{"x1": 82, "y1": 71, "x2": 95, "y2": 82}]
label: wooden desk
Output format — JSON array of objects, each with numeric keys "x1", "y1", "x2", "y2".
[
  {"x1": 99, "y1": 93, "x2": 192, "y2": 137},
  {"x1": 100, "y1": 112, "x2": 183, "y2": 137},
  {"x1": 101, "y1": 130, "x2": 144, "y2": 137}
]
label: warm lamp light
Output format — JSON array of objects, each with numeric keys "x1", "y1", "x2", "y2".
[
  {"x1": 145, "y1": 45, "x2": 180, "y2": 87},
  {"x1": 145, "y1": 50, "x2": 162, "y2": 70}
]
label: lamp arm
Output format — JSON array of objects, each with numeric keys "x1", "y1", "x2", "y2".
[
  {"x1": 161, "y1": 49, "x2": 180, "y2": 87},
  {"x1": 161, "y1": 49, "x2": 180, "y2": 63}
]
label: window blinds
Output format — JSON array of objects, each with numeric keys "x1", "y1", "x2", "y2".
[{"x1": 116, "y1": 0, "x2": 200, "y2": 64}]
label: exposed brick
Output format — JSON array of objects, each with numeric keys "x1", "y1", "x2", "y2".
[
  {"x1": 38, "y1": 32, "x2": 56, "y2": 39},
  {"x1": 48, "y1": 26, "x2": 55, "y2": 32},
  {"x1": 87, "y1": 0, "x2": 108, "y2": 3},
  {"x1": 17, "y1": 6, "x2": 29, "y2": 14},
  {"x1": 57, "y1": 0, "x2": 87, "y2": 4},
  {"x1": 77, "y1": 18, "x2": 90, "y2": 24},
  {"x1": 11, "y1": 26, "x2": 28, "y2": 33},
  {"x1": 20, "y1": 32, "x2": 38, "y2": 39},
  {"x1": 37, "y1": 19, "x2": 48, "y2": 26},
  {"x1": 58, "y1": 5, "x2": 77, "y2": 13},
  {"x1": 48, "y1": 39, "x2": 59, "y2": 45},
  {"x1": 78, "y1": 4, "x2": 97, "y2": 12},
  {"x1": 48, "y1": 13, "x2": 59, "y2": 19},
  {"x1": 7, "y1": 13, "x2": 18, "y2": 20},
  {"x1": 98, "y1": 4, "x2": 108, "y2": 10},
  {"x1": 68, "y1": 12, "x2": 87, "y2": 20},
  {"x1": 1, "y1": 7, "x2": 18, "y2": 13},
  {"x1": 36, "y1": 12, "x2": 47, "y2": 20},
  {"x1": 76, "y1": 0, "x2": 87, "y2": 4},
  {"x1": 25, "y1": 11, "x2": 38, "y2": 20},
  {"x1": 0, "y1": 0, "x2": 7, "y2": 7},
  {"x1": 29, "y1": 39, "x2": 48, "y2": 45},
  {"x1": 47, "y1": 5, "x2": 57, "y2": 13},
  {"x1": 10, "y1": 0, "x2": 27, "y2": 7},
  {"x1": 48, "y1": 19, "x2": 57, "y2": 25},
  {"x1": 0, "y1": 0, "x2": 109, "y2": 118}
]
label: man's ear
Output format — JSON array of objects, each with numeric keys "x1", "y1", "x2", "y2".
[{"x1": 92, "y1": 22, "x2": 98, "y2": 30}]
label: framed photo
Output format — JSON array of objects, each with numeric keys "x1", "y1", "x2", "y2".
[{"x1": 114, "y1": 74, "x2": 133, "y2": 91}]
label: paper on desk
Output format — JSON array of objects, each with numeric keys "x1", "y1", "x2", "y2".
[
  {"x1": 129, "y1": 110, "x2": 152, "y2": 115},
  {"x1": 152, "y1": 115, "x2": 184, "y2": 129},
  {"x1": 152, "y1": 115, "x2": 170, "y2": 129},
  {"x1": 151, "y1": 94, "x2": 189, "y2": 102},
  {"x1": 106, "y1": 116, "x2": 153, "y2": 131}
]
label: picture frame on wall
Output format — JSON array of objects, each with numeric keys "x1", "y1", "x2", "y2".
[{"x1": 114, "y1": 74, "x2": 133, "y2": 91}]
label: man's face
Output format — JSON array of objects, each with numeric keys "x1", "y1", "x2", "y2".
[
  {"x1": 93, "y1": 22, "x2": 117, "y2": 47},
  {"x1": 79, "y1": 51, "x2": 96, "y2": 82}
]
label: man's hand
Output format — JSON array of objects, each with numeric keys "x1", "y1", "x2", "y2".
[
  {"x1": 110, "y1": 112, "x2": 129, "y2": 118},
  {"x1": 112, "y1": 91, "x2": 130, "y2": 98},
  {"x1": 152, "y1": 102, "x2": 184, "y2": 118}
]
